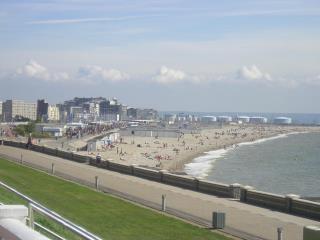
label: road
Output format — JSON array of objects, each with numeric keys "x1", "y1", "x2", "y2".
[{"x1": 0, "y1": 145, "x2": 319, "y2": 240}]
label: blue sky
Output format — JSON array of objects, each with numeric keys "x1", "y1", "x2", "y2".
[{"x1": 0, "y1": 0, "x2": 320, "y2": 112}]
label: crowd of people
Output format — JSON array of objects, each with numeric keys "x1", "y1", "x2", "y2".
[{"x1": 65, "y1": 122, "x2": 126, "y2": 140}]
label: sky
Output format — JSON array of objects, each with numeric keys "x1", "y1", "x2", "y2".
[{"x1": 0, "y1": 0, "x2": 320, "y2": 113}]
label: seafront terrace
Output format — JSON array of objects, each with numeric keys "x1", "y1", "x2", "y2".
[{"x1": 0, "y1": 144, "x2": 319, "y2": 240}]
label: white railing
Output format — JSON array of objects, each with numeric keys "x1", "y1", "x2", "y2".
[
  {"x1": 33, "y1": 221, "x2": 67, "y2": 240},
  {"x1": 0, "y1": 181, "x2": 103, "y2": 240},
  {"x1": 1, "y1": 201, "x2": 66, "y2": 240}
]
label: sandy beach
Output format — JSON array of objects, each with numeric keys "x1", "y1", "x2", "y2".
[{"x1": 78, "y1": 125, "x2": 320, "y2": 172}]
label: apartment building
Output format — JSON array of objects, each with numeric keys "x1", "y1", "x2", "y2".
[
  {"x1": 2, "y1": 100, "x2": 37, "y2": 122},
  {"x1": 47, "y1": 105, "x2": 60, "y2": 122}
]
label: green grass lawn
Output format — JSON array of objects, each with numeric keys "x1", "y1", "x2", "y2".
[{"x1": 0, "y1": 158, "x2": 230, "y2": 240}]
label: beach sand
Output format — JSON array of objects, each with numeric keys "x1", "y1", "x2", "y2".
[{"x1": 80, "y1": 125, "x2": 320, "y2": 173}]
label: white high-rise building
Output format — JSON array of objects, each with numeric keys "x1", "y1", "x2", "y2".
[
  {"x1": 47, "y1": 105, "x2": 60, "y2": 121},
  {"x1": 89, "y1": 102, "x2": 100, "y2": 116},
  {"x1": 2, "y1": 100, "x2": 36, "y2": 122}
]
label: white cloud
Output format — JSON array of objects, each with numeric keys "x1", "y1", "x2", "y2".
[
  {"x1": 12, "y1": 60, "x2": 320, "y2": 89},
  {"x1": 153, "y1": 66, "x2": 186, "y2": 84},
  {"x1": 15, "y1": 61, "x2": 129, "y2": 85},
  {"x1": 304, "y1": 75, "x2": 320, "y2": 86},
  {"x1": 238, "y1": 65, "x2": 272, "y2": 81},
  {"x1": 212, "y1": 8, "x2": 320, "y2": 18},
  {"x1": 26, "y1": 15, "x2": 160, "y2": 25},
  {"x1": 152, "y1": 66, "x2": 202, "y2": 84},
  {"x1": 16, "y1": 60, "x2": 69, "y2": 82},
  {"x1": 78, "y1": 65, "x2": 129, "y2": 83},
  {"x1": 236, "y1": 65, "x2": 304, "y2": 87}
]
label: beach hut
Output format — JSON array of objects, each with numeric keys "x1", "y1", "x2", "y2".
[{"x1": 102, "y1": 132, "x2": 120, "y2": 142}]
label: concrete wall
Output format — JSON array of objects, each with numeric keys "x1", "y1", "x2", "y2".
[
  {"x1": 72, "y1": 154, "x2": 89, "y2": 163},
  {"x1": 292, "y1": 198, "x2": 320, "y2": 220},
  {"x1": 304, "y1": 226, "x2": 320, "y2": 240},
  {"x1": 241, "y1": 188, "x2": 320, "y2": 221},
  {"x1": 56, "y1": 150, "x2": 73, "y2": 160},
  {"x1": 108, "y1": 161, "x2": 132, "y2": 174},
  {"x1": 30, "y1": 144, "x2": 43, "y2": 152},
  {"x1": 42, "y1": 147, "x2": 57, "y2": 156},
  {"x1": 2, "y1": 140, "x2": 88, "y2": 163},
  {"x1": 198, "y1": 179, "x2": 230, "y2": 197},
  {"x1": 133, "y1": 166, "x2": 162, "y2": 182},
  {"x1": 162, "y1": 172, "x2": 198, "y2": 190},
  {"x1": 90, "y1": 159, "x2": 133, "y2": 175},
  {"x1": 245, "y1": 190, "x2": 287, "y2": 211}
]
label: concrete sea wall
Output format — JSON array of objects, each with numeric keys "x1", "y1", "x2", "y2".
[
  {"x1": 1, "y1": 139, "x2": 320, "y2": 221},
  {"x1": 2, "y1": 140, "x2": 88, "y2": 164}
]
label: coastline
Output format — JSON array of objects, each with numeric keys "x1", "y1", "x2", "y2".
[
  {"x1": 75, "y1": 125, "x2": 320, "y2": 173},
  {"x1": 176, "y1": 129, "x2": 320, "y2": 173},
  {"x1": 183, "y1": 131, "x2": 308, "y2": 178}
]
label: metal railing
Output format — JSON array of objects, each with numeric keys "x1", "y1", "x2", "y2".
[
  {"x1": 0, "y1": 181, "x2": 102, "y2": 240},
  {"x1": 0, "y1": 201, "x2": 65, "y2": 240},
  {"x1": 33, "y1": 221, "x2": 67, "y2": 240}
]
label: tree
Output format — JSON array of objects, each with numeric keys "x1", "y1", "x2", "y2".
[
  {"x1": 13, "y1": 115, "x2": 31, "y2": 122},
  {"x1": 24, "y1": 122, "x2": 35, "y2": 134}
]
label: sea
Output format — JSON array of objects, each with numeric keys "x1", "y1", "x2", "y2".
[
  {"x1": 185, "y1": 132, "x2": 320, "y2": 198},
  {"x1": 169, "y1": 112, "x2": 320, "y2": 198},
  {"x1": 160, "y1": 111, "x2": 320, "y2": 125}
]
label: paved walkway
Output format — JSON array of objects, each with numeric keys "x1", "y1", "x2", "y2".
[
  {"x1": 38, "y1": 130, "x2": 117, "y2": 151},
  {"x1": 0, "y1": 145, "x2": 319, "y2": 240}
]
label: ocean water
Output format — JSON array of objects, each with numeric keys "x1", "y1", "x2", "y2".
[
  {"x1": 160, "y1": 111, "x2": 320, "y2": 125},
  {"x1": 185, "y1": 132, "x2": 320, "y2": 197}
]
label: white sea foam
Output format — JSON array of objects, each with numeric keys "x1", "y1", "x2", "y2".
[
  {"x1": 238, "y1": 134, "x2": 287, "y2": 146},
  {"x1": 184, "y1": 149, "x2": 230, "y2": 178},
  {"x1": 184, "y1": 131, "x2": 305, "y2": 178}
]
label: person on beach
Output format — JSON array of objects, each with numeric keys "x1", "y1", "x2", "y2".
[{"x1": 96, "y1": 153, "x2": 101, "y2": 164}]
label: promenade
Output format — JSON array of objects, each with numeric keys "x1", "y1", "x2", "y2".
[{"x1": 0, "y1": 145, "x2": 319, "y2": 240}]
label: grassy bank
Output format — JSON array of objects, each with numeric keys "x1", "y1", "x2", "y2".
[{"x1": 0, "y1": 158, "x2": 229, "y2": 240}]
